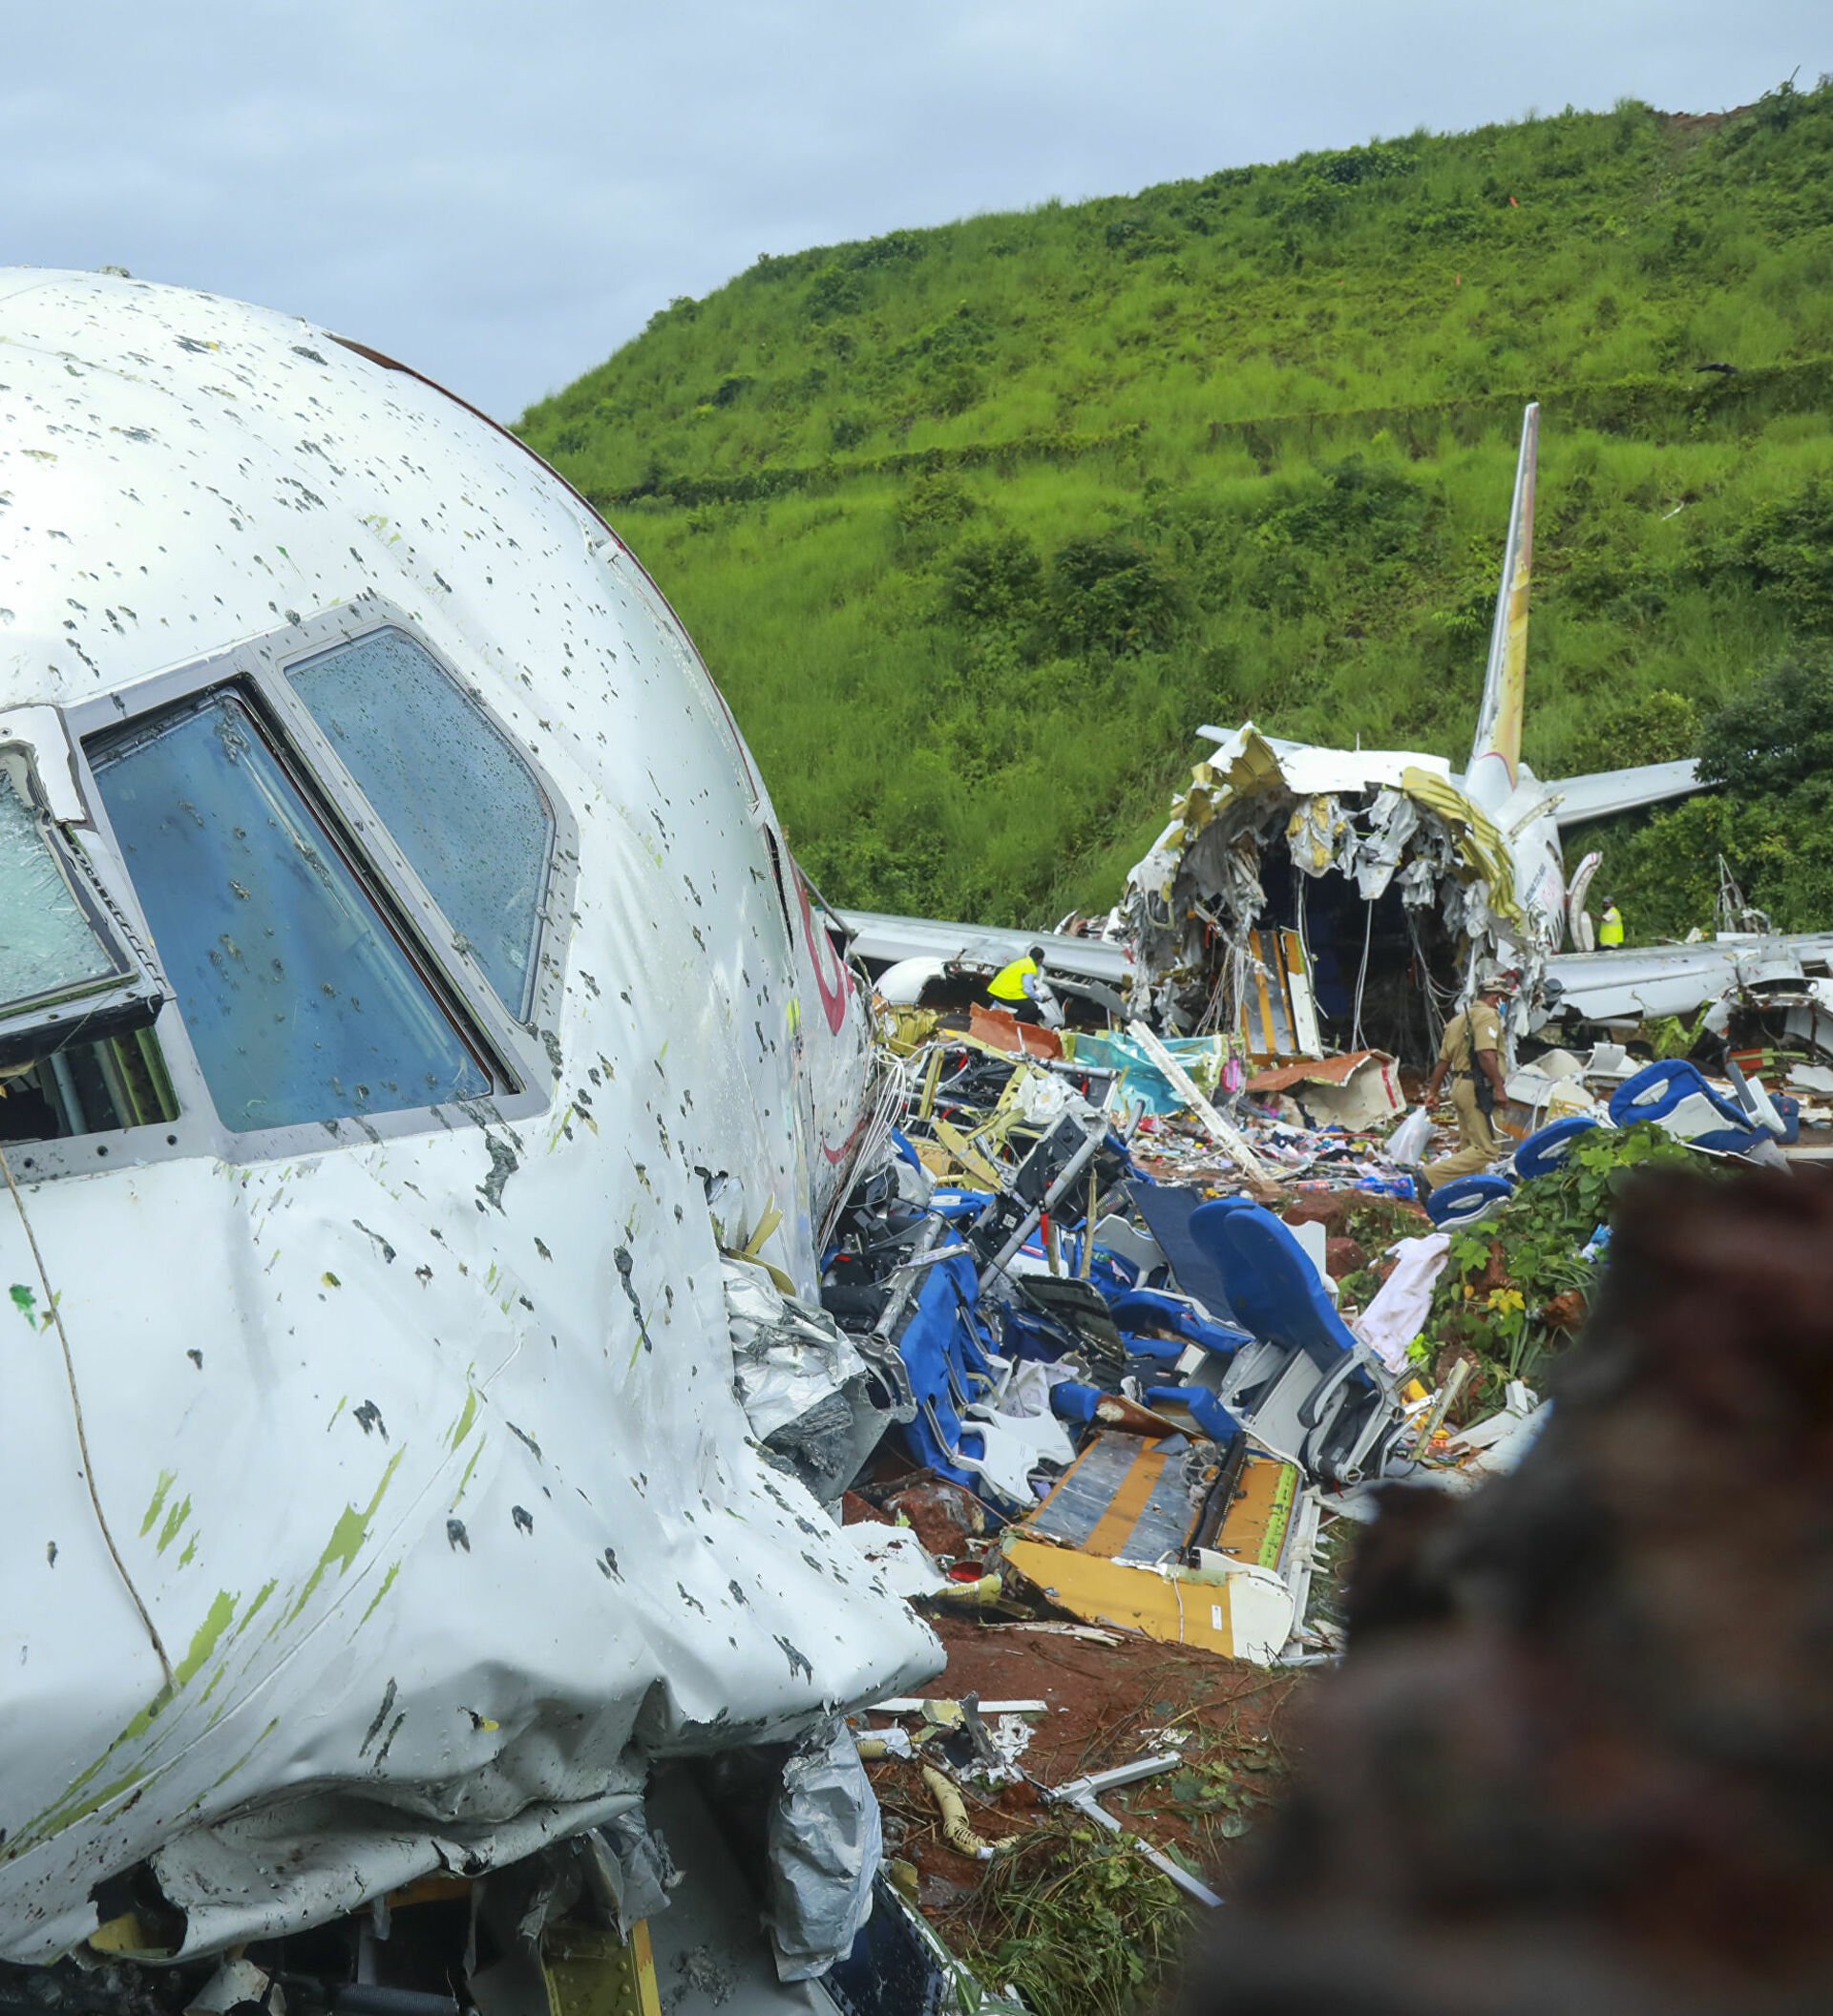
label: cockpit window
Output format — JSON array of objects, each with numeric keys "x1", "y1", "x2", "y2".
[
  {"x1": 284, "y1": 629, "x2": 554, "y2": 1019},
  {"x1": 91, "y1": 692, "x2": 491, "y2": 1133},
  {"x1": 0, "y1": 760, "x2": 176, "y2": 1145},
  {"x1": 0, "y1": 771, "x2": 130, "y2": 1022}
]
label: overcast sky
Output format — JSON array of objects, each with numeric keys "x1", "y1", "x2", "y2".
[{"x1": 5, "y1": 3, "x2": 1824, "y2": 419}]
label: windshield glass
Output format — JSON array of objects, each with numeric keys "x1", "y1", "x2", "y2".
[
  {"x1": 0, "y1": 771, "x2": 123, "y2": 1012},
  {"x1": 92, "y1": 693, "x2": 490, "y2": 1132},
  {"x1": 286, "y1": 629, "x2": 554, "y2": 1018}
]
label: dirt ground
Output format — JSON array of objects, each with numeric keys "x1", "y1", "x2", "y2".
[{"x1": 863, "y1": 1613, "x2": 1306, "y2": 1918}]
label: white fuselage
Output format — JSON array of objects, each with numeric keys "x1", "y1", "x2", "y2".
[{"x1": 0, "y1": 271, "x2": 935, "y2": 1961}]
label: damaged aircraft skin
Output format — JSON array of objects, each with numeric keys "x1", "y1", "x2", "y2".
[
  {"x1": 0, "y1": 270, "x2": 938, "y2": 1964},
  {"x1": 1122, "y1": 406, "x2": 1707, "y2": 1060}
]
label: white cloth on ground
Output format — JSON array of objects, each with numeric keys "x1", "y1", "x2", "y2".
[{"x1": 1352, "y1": 1231, "x2": 1453, "y2": 1374}]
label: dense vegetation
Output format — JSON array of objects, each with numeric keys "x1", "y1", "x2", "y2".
[{"x1": 518, "y1": 81, "x2": 1833, "y2": 932}]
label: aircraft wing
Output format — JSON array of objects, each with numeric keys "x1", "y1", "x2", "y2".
[
  {"x1": 837, "y1": 908, "x2": 1132, "y2": 987},
  {"x1": 1541, "y1": 759, "x2": 1704, "y2": 828},
  {"x1": 1548, "y1": 932, "x2": 1833, "y2": 1022}
]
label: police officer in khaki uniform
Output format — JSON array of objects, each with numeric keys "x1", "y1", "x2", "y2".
[{"x1": 1420, "y1": 968, "x2": 1518, "y2": 1191}]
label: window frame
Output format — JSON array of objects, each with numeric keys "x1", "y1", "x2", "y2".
[
  {"x1": 0, "y1": 749, "x2": 166, "y2": 1070},
  {"x1": 14, "y1": 599, "x2": 573, "y2": 1180},
  {"x1": 279, "y1": 623, "x2": 558, "y2": 1025}
]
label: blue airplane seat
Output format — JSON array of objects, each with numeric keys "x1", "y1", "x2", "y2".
[
  {"x1": 1127, "y1": 1181, "x2": 1249, "y2": 1325},
  {"x1": 1609, "y1": 1059, "x2": 1776, "y2": 1158},
  {"x1": 893, "y1": 1254, "x2": 997, "y2": 1492},
  {"x1": 1190, "y1": 1200, "x2": 1350, "y2": 1373},
  {"x1": 929, "y1": 1185, "x2": 994, "y2": 1223},
  {"x1": 1425, "y1": 1172, "x2": 1516, "y2": 1229},
  {"x1": 1609, "y1": 1060, "x2": 1747, "y2": 1133},
  {"x1": 893, "y1": 1253, "x2": 1068, "y2": 1508},
  {"x1": 1108, "y1": 1287, "x2": 1252, "y2": 1359},
  {"x1": 1188, "y1": 1201, "x2": 1401, "y2": 1483},
  {"x1": 1724, "y1": 1060, "x2": 1801, "y2": 1144},
  {"x1": 1512, "y1": 1115, "x2": 1602, "y2": 1183},
  {"x1": 999, "y1": 1300, "x2": 1082, "y2": 1363}
]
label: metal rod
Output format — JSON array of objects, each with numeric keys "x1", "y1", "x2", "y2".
[
  {"x1": 1126, "y1": 1019, "x2": 1273, "y2": 1186},
  {"x1": 1044, "y1": 1754, "x2": 1224, "y2": 1909}
]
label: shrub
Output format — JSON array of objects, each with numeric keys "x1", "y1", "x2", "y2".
[
  {"x1": 1563, "y1": 687, "x2": 1700, "y2": 773},
  {"x1": 943, "y1": 530, "x2": 1043, "y2": 625},
  {"x1": 1049, "y1": 535, "x2": 1184, "y2": 656},
  {"x1": 1696, "y1": 647, "x2": 1833, "y2": 795},
  {"x1": 806, "y1": 263, "x2": 864, "y2": 321},
  {"x1": 896, "y1": 469, "x2": 976, "y2": 534},
  {"x1": 1708, "y1": 478, "x2": 1833, "y2": 634}
]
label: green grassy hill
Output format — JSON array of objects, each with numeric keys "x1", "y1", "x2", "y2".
[{"x1": 517, "y1": 82, "x2": 1833, "y2": 931}]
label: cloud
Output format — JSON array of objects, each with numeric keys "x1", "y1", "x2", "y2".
[{"x1": 3, "y1": 1, "x2": 1822, "y2": 416}]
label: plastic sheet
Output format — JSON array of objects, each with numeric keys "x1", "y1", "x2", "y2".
[
  {"x1": 1073, "y1": 1029, "x2": 1227, "y2": 1116},
  {"x1": 1388, "y1": 1105, "x2": 1432, "y2": 1166},
  {"x1": 766, "y1": 1719, "x2": 883, "y2": 1983},
  {"x1": 596, "y1": 1808, "x2": 682, "y2": 1939}
]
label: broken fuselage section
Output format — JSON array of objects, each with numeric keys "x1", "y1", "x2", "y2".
[
  {"x1": 1120, "y1": 404, "x2": 1676, "y2": 1064},
  {"x1": 1122, "y1": 724, "x2": 1547, "y2": 1061}
]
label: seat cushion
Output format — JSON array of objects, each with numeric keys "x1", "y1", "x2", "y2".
[
  {"x1": 1426, "y1": 1172, "x2": 1516, "y2": 1228},
  {"x1": 1191, "y1": 1201, "x2": 1356, "y2": 1372},
  {"x1": 1127, "y1": 1180, "x2": 1247, "y2": 1323},
  {"x1": 1514, "y1": 1115, "x2": 1602, "y2": 1183}
]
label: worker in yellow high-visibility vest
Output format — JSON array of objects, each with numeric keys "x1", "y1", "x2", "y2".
[
  {"x1": 987, "y1": 943, "x2": 1062, "y2": 1026},
  {"x1": 1598, "y1": 896, "x2": 1625, "y2": 949}
]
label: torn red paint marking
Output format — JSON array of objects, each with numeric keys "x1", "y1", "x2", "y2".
[
  {"x1": 795, "y1": 871, "x2": 852, "y2": 1036},
  {"x1": 820, "y1": 1112, "x2": 869, "y2": 1166}
]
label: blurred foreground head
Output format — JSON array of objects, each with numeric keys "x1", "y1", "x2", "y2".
[{"x1": 1181, "y1": 1166, "x2": 1833, "y2": 2016}]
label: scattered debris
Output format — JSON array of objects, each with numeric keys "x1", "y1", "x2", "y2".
[{"x1": 6, "y1": 277, "x2": 1829, "y2": 2016}]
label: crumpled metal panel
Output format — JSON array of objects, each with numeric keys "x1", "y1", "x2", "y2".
[
  {"x1": 1122, "y1": 721, "x2": 1538, "y2": 1022},
  {"x1": 0, "y1": 270, "x2": 939, "y2": 1962}
]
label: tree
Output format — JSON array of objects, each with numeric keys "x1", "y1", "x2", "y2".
[
  {"x1": 1564, "y1": 688, "x2": 1700, "y2": 774},
  {"x1": 943, "y1": 531, "x2": 1043, "y2": 626},
  {"x1": 1696, "y1": 648, "x2": 1833, "y2": 797}
]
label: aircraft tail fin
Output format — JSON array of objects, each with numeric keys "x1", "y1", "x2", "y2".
[{"x1": 1468, "y1": 402, "x2": 1539, "y2": 786}]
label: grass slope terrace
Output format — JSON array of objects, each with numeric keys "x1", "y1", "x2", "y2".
[{"x1": 519, "y1": 83, "x2": 1833, "y2": 930}]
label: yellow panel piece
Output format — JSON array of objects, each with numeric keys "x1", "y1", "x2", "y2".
[
  {"x1": 881, "y1": 1006, "x2": 941, "y2": 1056},
  {"x1": 1399, "y1": 766, "x2": 1526, "y2": 928},
  {"x1": 88, "y1": 1912, "x2": 169, "y2": 1959},
  {"x1": 1002, "y1": 1536, "x2": 1240, "y2": 1655},
  {"x1": 1200, "y1": 1453, "x2": 1300, "y2": 1570},
  {"x1": 930, "y1": 1118, "x2": 1005, "y2": 1191},
  {"x1": 538, "y1": 1918, "x2": 663, "y2": 2016}
]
